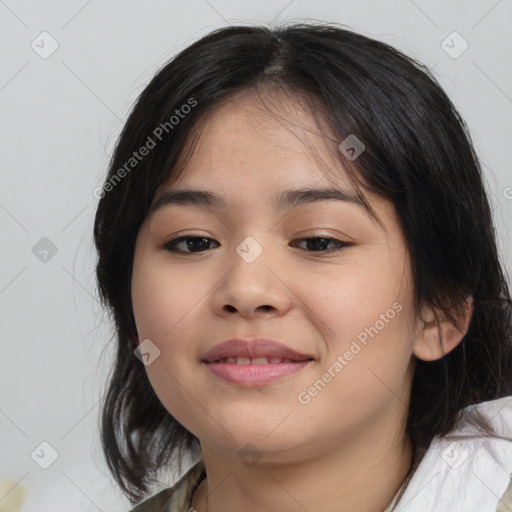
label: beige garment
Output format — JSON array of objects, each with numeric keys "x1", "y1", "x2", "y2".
[
  {"x1": 128, "y1": 460, "x2": 512, "y2": 512},
  {"x1": 128, "y1": 458, "x2": 401, "y2": 512},
  {"x1": 497, "y1": 475, "x2": 512, "y2": 512},
  {"x1": 129, "y1": 460, "x2": 206, "y2": 512}
]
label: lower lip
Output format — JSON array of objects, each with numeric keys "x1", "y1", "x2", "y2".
[{"x1": 203, "y1": 361, "x2": 312, "y2": 386}]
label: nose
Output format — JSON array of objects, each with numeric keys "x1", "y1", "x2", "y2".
[{"x1": 212, "y1": 242, "x2": 292, "y2": 319}]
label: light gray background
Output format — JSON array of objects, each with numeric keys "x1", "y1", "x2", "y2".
[{"x1": 1, "y1": 1, "x2": 511, "y2": 511}]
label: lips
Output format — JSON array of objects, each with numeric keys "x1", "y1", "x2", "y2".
[
  {"x1": 201, "y1": 338, "x2": 314, "y2": 363},
  {"x1": 201, "y1": 338, "x2": 315, "y2": 386}
]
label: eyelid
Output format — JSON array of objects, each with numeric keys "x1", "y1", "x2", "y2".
[
  {"x1": 292, "y1": 229, "x2": 355, "y2": 246},
  {"x1": 161, "y1": 231, "x2": 211, "y2": 246}
]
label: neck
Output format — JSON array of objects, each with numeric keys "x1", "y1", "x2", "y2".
[{"x1": 191, "y1": 404, "x2": 413, "y2": 512}]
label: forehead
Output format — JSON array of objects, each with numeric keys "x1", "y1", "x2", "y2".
[{"x1": 159, "y1": 90, "x2": 353, "y2": 195}]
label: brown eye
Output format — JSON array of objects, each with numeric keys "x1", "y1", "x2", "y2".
[
  {"x1": 163, "y1": 236, "x2": 219, "y2": 253},
  {"x1": 290, "y1": 236, "x2": 349, "y2": 253}
]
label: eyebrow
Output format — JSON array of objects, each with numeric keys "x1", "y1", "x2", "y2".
[{"x1": 151, "y1": 186, "x2": 371, "y2": 216}]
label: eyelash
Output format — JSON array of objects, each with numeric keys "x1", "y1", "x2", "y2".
[{"x1": 162, "y1": 233, "x2": 350, "y2": 255}]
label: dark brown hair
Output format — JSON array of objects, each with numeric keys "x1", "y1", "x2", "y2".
[{"x1": 93, "y1": 22, "x2": 512, "y2": 504}]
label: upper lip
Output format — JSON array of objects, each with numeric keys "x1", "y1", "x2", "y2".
[{"x1": 201, "y1": 338, "x2": 314, "y2": 363}]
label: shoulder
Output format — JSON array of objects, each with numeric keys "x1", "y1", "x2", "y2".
[
  {"x1": 128, "y1": 459, "x2": 206, "y2": 512},
  {"x1": 396, "y1": 396, "x2": 512, "y2": 512}
]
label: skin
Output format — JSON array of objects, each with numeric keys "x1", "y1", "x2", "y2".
[{"x1": 131, "y1": 90, "x2": 472, "y2": 512}]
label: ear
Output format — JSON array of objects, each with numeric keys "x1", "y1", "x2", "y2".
[{"x1": 413, "y1": 295, "x2": 474, "y2": 361}]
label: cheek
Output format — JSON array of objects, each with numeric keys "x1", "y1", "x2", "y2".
[
  {"x1": 130, "y1": 255, "x2": 207, "y2": 430},
  {"x1": 131, "y1": 254, "x2": 204, "y2": 342},
  {"x1": 314, "y1": 256, "x2": 408, "y2": 336},
  {"x1": 295, "y1": 275, "x2": 414, "y2": 441},
  {"x1": 308, "y1": 253, "x2": 415, "y2": 383}
]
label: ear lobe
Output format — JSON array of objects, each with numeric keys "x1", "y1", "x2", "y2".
[{"x1": 413, "y1": 295, "x2": 474, "y2": 362}]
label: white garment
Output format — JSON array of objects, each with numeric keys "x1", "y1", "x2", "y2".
[{"x1": 385, "y1": 396, "x2": 512, "y2": 512}]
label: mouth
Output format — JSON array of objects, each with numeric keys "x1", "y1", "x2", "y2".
[
  {"x1": 207, "y1": 356, "x2": 312, "y2": 364},
  {"x1": 201, "y1": 338, "x2": 315, "y2": 386}
]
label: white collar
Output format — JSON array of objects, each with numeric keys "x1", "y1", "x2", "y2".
[{"x1": 388, "y1": 396, "x2": 512, "y2": 511}]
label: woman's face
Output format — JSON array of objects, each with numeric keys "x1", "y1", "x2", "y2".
[{"x1": 131, "y1": 92, "x2": 420, "y2": 464}]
